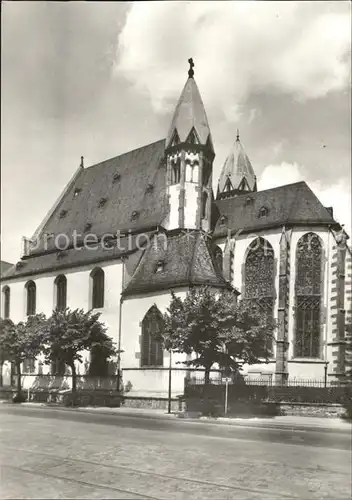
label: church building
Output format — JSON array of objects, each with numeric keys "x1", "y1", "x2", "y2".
[{"x1": 1, "y1": 60, "x2": 351, "y2": 398}]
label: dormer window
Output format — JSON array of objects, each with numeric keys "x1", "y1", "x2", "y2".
[
  {"x1": 57, "y1": 251, "x2": 67, "y2": 260},
  {"x1": 259, "y1": 206, "x2": 269, "y2": 218},
  {"x1": 113, "y1": 172, "x2": 121, "y2": 183},
  {"x1": 102, "y1": 236, "x2": 115, "y2": 249},
  {"x1": 98, "y1": 197, "x2": 107, "y2": 208},
  {"x1": 84, "y1": 222, "x2": 92, "y2": 232},
  {"x1": 155, "y1": 260, "x2": 165, "y2": 273},
  {"x1": 15, "y1": 261, "x2": 25, "y2": 270},
  {"x1": 59, "y1": 209, "x2": 68, "y2": 219},
  {"x1": 245, "y1": 197, "x2": 252, "y2": 206},
  {"x1": 220, "y1": 215, "x2": 228, "y2": 227},
  {"x1": 131, "y1": 211, "x2": 139, "y2": 221},
  {"x1": 73, "y1": 188, "x2": 82, "y2": 197}
]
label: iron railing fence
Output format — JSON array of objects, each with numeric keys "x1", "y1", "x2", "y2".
[{"x1": 185, "y1": 376, "x2": 347, "y2": 388}]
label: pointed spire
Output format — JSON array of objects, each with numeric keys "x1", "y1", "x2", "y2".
[
  {"x1": 217, "y1": 133, "x2": 257, "y2": 199},
  {"x1": 166, "y1": 59, "x2": 212, "y2": 149}
]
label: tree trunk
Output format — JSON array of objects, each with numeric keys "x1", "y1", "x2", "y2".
[
  {"x1": 16, "y1": 362, "x2": 22, "y2": 394},
  {"x1": 70, "y1": 363, "x2": 77, "y2": 406},
  {"x1": 204, "y1": 366, "x2": 211, "y2": 385}
]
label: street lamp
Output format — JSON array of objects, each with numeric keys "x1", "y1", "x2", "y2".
[
  {"x1": 324, "y1": 361, "x2": 329, "y2": 388},
  {"x1": 167, "y1": 348, "x2": 172, "y2": 414},
  {"x1": 219, "y1": 339, "x2": 230, "y2": 417}
]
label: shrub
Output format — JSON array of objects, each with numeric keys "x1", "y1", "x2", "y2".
[{"x1": 13, "y1": 392, "x2": 26, "y2": 403}]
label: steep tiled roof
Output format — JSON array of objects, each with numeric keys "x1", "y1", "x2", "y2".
[
  {"x1": 166, "y1": 77, "x2": 212, "y2": 147},
  {"x1": 0, "y1": 261, "x2": 13, "y2": 277},
  {"x1": 30, "y1": 140, "x2": 167, "y2": 254},
  {"x1": 217, "y1": 136, "x2": 256, "y2": 196},
  {"x1": 1, "y1": 233, "x2": 155, "y2": 281},
  {"x1": 123, "y1": 230, "x2": 231, "y2": 296},
  {"x1": 213, "y1": 181, "x2": 338, "y2": 237}
]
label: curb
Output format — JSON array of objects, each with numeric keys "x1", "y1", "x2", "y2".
[{"x1": 2, "y1": 402, "x2": 351, "y2": 433}]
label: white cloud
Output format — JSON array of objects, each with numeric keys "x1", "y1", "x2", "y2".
[
  {"x1": 115, "y1": 2, "x2": 350, "y2": 119},
  {"x1": 259, "y1": 162, "x2": 352, "y2": 235}
]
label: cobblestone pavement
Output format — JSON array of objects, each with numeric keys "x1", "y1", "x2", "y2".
[{"x1": 0, "y1": 405, "x2": 350, "y2": 499}]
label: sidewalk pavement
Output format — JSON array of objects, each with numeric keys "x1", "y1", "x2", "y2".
[{"x1": 6, "y1": 402, "x2": 352, "y2": 432}]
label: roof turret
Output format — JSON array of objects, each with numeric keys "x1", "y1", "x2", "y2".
[{"x1": 217, "y1": 131, "x2": 256, "y2": 199}]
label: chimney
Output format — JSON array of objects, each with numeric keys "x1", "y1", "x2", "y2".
[{"x1": 80, "y1": 156, "x2": 84, "y2": 168}]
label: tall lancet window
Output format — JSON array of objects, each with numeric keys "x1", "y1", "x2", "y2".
[
  {"x1": 2, "y1": 286, "x2": 10, "y2": 319},
  {"x1": 55, "y1": 275, "x2": 67, "y2": 311},
  {"x1": 171, "y1": 158, "x2": 181, "y2": 184},
  {"x1": 244, "y1": 238, "x2": 275, "y2": 350},
  {"x1": 214, "y1": 246, "x2": 223, "y2": 273},
  {"x1": 90, "y1": 268, "x2": 105, "y2": 309},
  {"x1": 141, "y1": 306, "x2": 164, "y2": 367},
  {"x1": 25, "y1": 281, "x2": 36, "y2": 316},
  {"x1": 295, "y1": 233, "x2": 323, "y2": 358}
]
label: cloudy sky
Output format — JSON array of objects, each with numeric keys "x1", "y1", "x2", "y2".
[{"x1": 1, "y1": 1, "x2": 351, "y2": 262}]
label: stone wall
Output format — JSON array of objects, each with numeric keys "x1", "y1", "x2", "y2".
[
  {"x1": 122, "y1": 396, "x2": 180, "y2": 411},
  {"x1": 279, "y1": 402, "x2": 345, "y2": 418}
]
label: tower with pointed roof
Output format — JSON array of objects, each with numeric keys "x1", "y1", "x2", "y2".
[
  {"x1": 164, "y1": 58, "x2": 215, "y2": 231},
  {"x1": 216, "y1": 131, "x2": 257, "y2": 200}
]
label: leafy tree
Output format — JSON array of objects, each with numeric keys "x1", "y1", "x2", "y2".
[
  {"x1": 159, "y1": 286, "x2": 275, "y2": 383},
  {"x1": 42, "y1": 308, "x2": 116, "y2": 398},
  {"x1": 0, "y1": 315, "x2": 47, "y2": 397}
]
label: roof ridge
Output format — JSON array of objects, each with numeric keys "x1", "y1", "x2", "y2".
[{"x1": 85, "y1": 138, "x2": 166, "y2": 171}]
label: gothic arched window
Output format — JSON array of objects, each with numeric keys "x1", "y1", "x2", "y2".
[
  {"x1": 295, "y1": 233, "x2": 322, "y2": 358},
  {"x1": 89, "y1": 345, "x2": 109, "y2": 377},
  {"x1": 141, "y1": 306, "x2": 164, "y2": 367},
  {"x1": 244, "y1": 238, "x2": 275, "y2": 350},
  {"x1": 214, "y1": 246, "x2": 223, "y2": 273},
  {"x1": 171, "y1": 159, "x2": 181, "y2": 184},
  {"x1": 2, "y1": 286, "x2": 10, "y2": 319},
  {"x1": 90, "y1": 268, "x2": 105, "y2": 309},
  {"x1": 55, "y1": 275, "x2": 67, "y2": 311},
  {"x1": 25, "y1": 281, "x2": 36, "y2": 316}
]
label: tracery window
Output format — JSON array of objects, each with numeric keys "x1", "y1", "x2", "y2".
[
  {"x1": 25, "y1": 281, "x2": 36, "y2": 316},
  {"x1": 141, "y1": 306, "x2": 164, "y2": 367},
  {"x1": 295, "y1": 233, "x2": 322, "y2": 358},
  {"x1": 244, "y1": 238, "x2": 275, "y2": 351}
]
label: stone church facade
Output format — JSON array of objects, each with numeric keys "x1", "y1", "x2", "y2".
[{"x1": 1, "y1": 61, "x2": 351, "y2": 397}]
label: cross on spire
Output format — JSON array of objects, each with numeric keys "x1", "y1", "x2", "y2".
[
  {"x1": 188, "y1": 58, "x2": 194, "y2": 78},
  {"x1": 236, "y1": 129, "x2": 240, "y2": 141}
]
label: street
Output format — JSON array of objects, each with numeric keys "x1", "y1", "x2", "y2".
[{"x1": 0, "y1": 405, "x2": 351, "y2": 499}]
